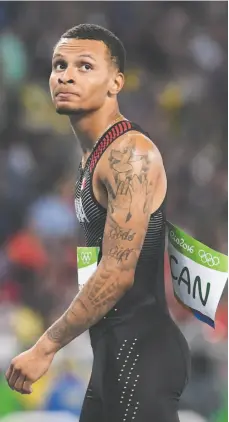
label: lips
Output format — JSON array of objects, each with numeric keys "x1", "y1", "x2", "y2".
[{"x1": 56, "y1": 92, "x2": 77, "y2": 97}]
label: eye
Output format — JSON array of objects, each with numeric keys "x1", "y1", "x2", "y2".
[
  {"x1": 80, "y1": 63, "x2": 93, "y2": 72},
  {"x1": 53, "y1": 60, "x2": 66, "y2": 71}
]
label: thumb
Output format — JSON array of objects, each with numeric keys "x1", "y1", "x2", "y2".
[{"x1": 23, "y1": 379, "x2": 33, "y2": 394}]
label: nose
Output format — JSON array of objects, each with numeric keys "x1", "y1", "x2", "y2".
[{"x1": 58, "y1": 67, "x2": 75, "y2": 85}]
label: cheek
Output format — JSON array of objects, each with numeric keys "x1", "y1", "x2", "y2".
[
  {"x1": 49, "y1": 73, "x2": 56, "y2": 97},
  {"x1": 86, "y1": 74, "x2": 109, "y2": 98}
]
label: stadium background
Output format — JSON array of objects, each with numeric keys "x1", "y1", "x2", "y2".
[{"x1": 0, "y1": 1, "x2": 227, "y2": 422}]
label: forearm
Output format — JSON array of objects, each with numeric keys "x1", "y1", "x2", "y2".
[{"x1": 36, "y1": 260, "x2": 132, "y2": 355}]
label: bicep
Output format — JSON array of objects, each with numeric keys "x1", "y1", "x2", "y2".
[{"x1": 100, "y1": 136, "x2": 159, "y2": 284}]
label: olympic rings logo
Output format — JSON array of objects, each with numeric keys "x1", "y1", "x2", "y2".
[
  {"x1": 198, "y1": 250, "x2": 220, "y2": 267},
  {"x1": 80, "y1": 251, "x2": 92, "y2": 265}
]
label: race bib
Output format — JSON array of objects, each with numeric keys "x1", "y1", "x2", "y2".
[
  {"x1": 77, "y1": 247, "x2": 100, "y2": 290},
  {"x1": 167, "y1": 222, "x2": 228, "y2": 327}
]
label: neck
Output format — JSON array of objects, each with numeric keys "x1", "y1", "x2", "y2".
[{"x1": 69, "y1": 103, "x2": 123, "y2": 154}]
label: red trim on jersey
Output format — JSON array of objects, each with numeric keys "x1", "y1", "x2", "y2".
[
  {"x1": 122, "y1": 121, "x2": 127, "y2": 131},
  {"x1": 118, "y1": 123, "x2": 124, "y2": 134},
  {"x1": 115, "y1": 124, "x2": 120, "y2": 137},
  {"x1": 112, "y1": 127, "x2": 116, "y2": 139},
  {"x1": 89, "y1": 121, "x2": 133, "y2": 173}
]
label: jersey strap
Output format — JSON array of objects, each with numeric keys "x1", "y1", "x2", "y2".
[{"x1": 89, "y1": 120, "x2": 137, "y2": 173}]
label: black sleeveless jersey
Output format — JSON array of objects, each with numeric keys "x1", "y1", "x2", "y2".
[{"x1": 75, "y1": 120, "x2": 168, "y2": 342}]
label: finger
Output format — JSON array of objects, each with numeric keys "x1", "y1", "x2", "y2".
[
  {"x1": 123, "y1": 179, "x2": 130, "y2": 195},
  {"x1": 14, "y1": 374, "x2": 26, "y2": 393},
  {"x1": 22, "y1": 379, "x2": 33, "y2": 394},
  {"x1": 131, "y1": 174, "x2": 139, "y2": 192},
  {"x1": 8, "y1": 369, "x2": 20, "y2": 389},
  {"x1": 117, "y1": 181, "x2": 124, "y2": 194},
  {"x1": 5, "y1": 364, "x2": 13, "y2": 381}
]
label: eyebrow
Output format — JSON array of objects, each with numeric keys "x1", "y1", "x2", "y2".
[{"x1": 53, "y1": 53, "x2": 96, "y2": 62}]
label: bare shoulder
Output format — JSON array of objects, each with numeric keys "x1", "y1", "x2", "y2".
[
  {"x1": 94, "y1": 130, "x2": 166, "y2": 218},
  {"x1": 99, "y1": 130, "x2": 164, "y2": 181}
]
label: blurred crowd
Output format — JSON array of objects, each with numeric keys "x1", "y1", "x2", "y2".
[{"x1": 0, "y1": 2, "x2": 227, "y2": 422}]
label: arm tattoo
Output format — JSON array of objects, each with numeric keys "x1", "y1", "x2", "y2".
[
  {"x1": 46, "y1": 240, "x2": 138, "y2": 348},
  {"x1": 108, "y1": 138, "x2": 153, "y2": 221},
  {"x1": 46, "y1": 259, "x2": 130, "y2": 348},
  {"x1": 45, "y1": 137, "x2": 154, "y2": 351},
  {"x1": 108, "y1": 214, "x2": 136, "y2": 241}
]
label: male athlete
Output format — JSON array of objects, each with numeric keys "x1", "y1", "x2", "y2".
[{"x1": 6, "y1": 24, "x2": 190, "y2": 421}]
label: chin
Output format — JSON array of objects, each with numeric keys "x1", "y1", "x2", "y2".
[{"x1": 56, "y1": 105, "x2": 86, "y2": 116}]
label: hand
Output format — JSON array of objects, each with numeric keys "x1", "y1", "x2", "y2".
[
  {"x1": 129, "y1": 174, "x2": 151, "y2": 214},
  {"x1": 5, "y1": 346, "x2": 55, "y2": 394},
  {"x1": 112, "y1": 179, "x2": 131, "y2": 212}
]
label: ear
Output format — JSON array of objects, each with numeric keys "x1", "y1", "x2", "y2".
[{"x1": 108, "y1": 72, "x2": 125, "y2": 96}]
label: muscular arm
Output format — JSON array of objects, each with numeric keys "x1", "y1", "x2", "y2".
[{"x1": 36, "y1": 134, "x2": 163, "y2": 355}]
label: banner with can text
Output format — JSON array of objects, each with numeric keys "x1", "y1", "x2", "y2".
[{"x1": 167, "y1": 222, "x2": 228, "y2": 327}]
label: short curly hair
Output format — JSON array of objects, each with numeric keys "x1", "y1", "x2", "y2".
[{"x1": 60, "y1": 24, "x2": 126, "y2": 73}]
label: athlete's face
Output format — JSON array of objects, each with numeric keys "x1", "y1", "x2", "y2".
[{"x1": 49, "y1": 38, "x2": 124, "y2": 115}]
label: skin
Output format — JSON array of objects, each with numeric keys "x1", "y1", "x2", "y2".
[
  {"x1": 5, "y1": 37, "x2": 167, "y2": 395},
  {"x1": 49, "y1": 37, "x2": 125, "y2": 155}
]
